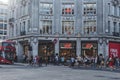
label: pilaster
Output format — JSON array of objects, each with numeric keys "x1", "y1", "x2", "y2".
[
  {"x1": 31, "y1": 37, "x2": 38, "y2": 57},
  {"x1": 76, "y1": 38, "x2": 81, "y2": 56},
  {"x1": 55, "y1": 38, "x2": 59, "y2": 55},
  {"x1": 16, "y1": 41, "x2": 24, "y2": 61}
]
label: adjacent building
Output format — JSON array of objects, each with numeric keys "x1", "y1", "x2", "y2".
[
  {"x1": 0, "y1": 1, "x2": 8, "y2": 40},
  {"x1": 8, "y1": 0, "x2": 120, "y2": 61}
]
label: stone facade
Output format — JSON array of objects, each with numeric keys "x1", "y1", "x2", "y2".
[{"x1": 8, "y1": 0, "x2": 120, "y2": 61}]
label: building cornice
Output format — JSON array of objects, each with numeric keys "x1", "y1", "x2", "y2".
[{"x1": 8, "y1": 34, "x2": 120, "y2": 40}]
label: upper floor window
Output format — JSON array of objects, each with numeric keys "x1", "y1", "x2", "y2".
[
  {"x1": 0, "y1": 16, "x2": 3, "y2": 21},
  {"x1": 119, "y1": 7, "x2": 120, "y2": 16},
  {"x1": 0, "y1": 30, "x2": 3, "y2": 35},
  {"x1": 40, "y1": 20, "x2": 52, "y2": 34},
  {"x1": 113, "y1": 22, "x2": 117, "y2": 32},
  {"x1": 0, "y1": 24, "x2": 3, "y2": 29},
  {"x1": 83, "y1": 3, "x2": 96, "y2": 16},
  {"x1": 108, "y1": 21, "x2": 110, "y2": 33},
  {"x1": 62, "y1": 21, "x2": 74, "y2": 35},
  {"x1": 4, "y1": 31, "x2": 7, "y2": 35},
  {"x1": 62, "y1": 4, "x2": 74, "y2": 15},
  {"x1": 16, "y1": 24, "x2": 18, "y2": 35},
  {"x1": 20, "y1": 23, "x2": 22, "y2": 32},
  {"x1": 119, "y1": 23, "x2": 120, "y2": 33},
  {"x1": 84, "y1": 21, "x2": 96, "y2": 34},
  {"x1": 23, "y1": 21, "x2": 25, "y2": 31},
  {"x1": 108, "y1": 3, "x2": 110, "y2": 15},
  {"x1": 114, "y1": 6, "x2": 117, "y2": 16},
  {"x1": 0, "y1": 8, "x2": 7, "y2": 14},
  {"x1": 28, "y1": 20, "x2": 31, "y2": 32},
  {"x1": 39, "y1": 3, "x2": 53, "y2": 15},
  {"x1": 4, "y1": 24, "x2": 7, "y2": 30}
]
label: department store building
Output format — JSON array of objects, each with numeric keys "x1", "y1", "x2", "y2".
[{"x1": 8, "y1": 0, "x2": 120, "y2": 61}]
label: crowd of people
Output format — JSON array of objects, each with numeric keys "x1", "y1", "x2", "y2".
[
  {"x1": 22, "y1": 53, "x2": 59, "y2": 67},
  {"x1": 22, "y1": 53, "x2": 120, "y2": 70},
  {"x1": 70, "y1": 54, "x2": 120, "y2": 70}
]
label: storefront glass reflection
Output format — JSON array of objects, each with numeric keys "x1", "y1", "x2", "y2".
[{"x1": 81, "y1": 41, "x2": 98, "y2": 58}]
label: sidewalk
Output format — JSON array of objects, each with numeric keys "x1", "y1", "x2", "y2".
[{"x1": 72, "y1": 65, "x2": 120, "y2": 73}]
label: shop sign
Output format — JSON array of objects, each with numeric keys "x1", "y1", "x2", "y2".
[
  {"x1": 85, "y1": 43, "x2": 93, "y2": 49},
  {"x1": 53, "y1": 38, "x2": 57, "y2": 44},
  {"x1": 109, "y1": 42, "x2": 120, "y2": 58},
  {"x1": 60, "y1": 43, "x2": 73, "y2": 49}
]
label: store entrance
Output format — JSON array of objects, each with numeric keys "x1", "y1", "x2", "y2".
[
  {"x1": 38, "y1": 41, "x2": 54, "y2": 60},
  {"x1": 20, "y1": 41, "x2": 30, "y2": 57},
  {"x1": 59, "y1": 41, "x2": 76, "y2": 61},
  {"x1": 81, "y1": 41, "x2": 98, "y2": 58},
  {"x1": 60, "y1": 49, "x2": 76, "y2": 60}
]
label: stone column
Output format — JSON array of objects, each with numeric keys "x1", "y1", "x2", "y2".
[
  {"x1": 103, "y1": 41, "x2": 106, "y2": 58},
  {"x1": 16, "y1": 42, "x2": 23, "y2": 62},
  {"x1": 55, "y1": 38, "x2": 59, "y2": 55},
  {"x1": 31, "y1": 37, "x2": 38, "y2": 57},
  {"x1": 103, "y1": 39, "x2": 109, "y2": 57},
  {"x1": 98, "y1": 43, "x2": 104, "y2": 55},
  {"x1": 105, "y1": 43, "x2": 109, "y2": 57},
  {"x1": 76, "y1": 38, "x2": 81, "y2": 56},
  {"x1": 15, "y1": 41, "x2": 19, "y2": 56}
]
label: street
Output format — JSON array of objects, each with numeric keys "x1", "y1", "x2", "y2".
[{"x1": 0, "y1": 64, "x2": 120, "y2": 80}]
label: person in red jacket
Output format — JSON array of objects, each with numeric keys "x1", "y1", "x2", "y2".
[{"x1": 109, "y1": 54, "x2": 114, "y2": 70}]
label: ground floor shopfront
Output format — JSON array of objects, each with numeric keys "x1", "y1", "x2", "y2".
[{"x1": 13, "y1": 36, "x2": 120, "y2": 61}]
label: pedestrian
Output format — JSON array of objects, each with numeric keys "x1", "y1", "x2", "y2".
[
  {"x1": 100, "y1": 58, "x2": 105, "y2": 68},
  {"x1": 50, "y1": 54, "x2": 55, "y2": 64},
  {"x1": 14, "y1": 54, "x2": 18, "y2": 62},
  {"x1": 23, "y1": 54, "x2": 27, "y2": 63},
  {"x1": 70, "y1": 56, "x2": 75, "y2": 67},
  {"x1": 61, "y1": 56, "x2": 65, "y2": 65},
  {"x1": 44, "y1": 56, "x2": 48, "y2": 66},
  {"x1": 29, "y1": 55, "x2": 33, "y2": 66},
  {"x1": 55, "y1": 53, "x2": 59, "y2": 65},
  {"x1": 92, "y1": 55, "x2": 97, "y2": 68},
  {"x1": 108, "y1": 54, "x2": 114, "y2": 70},
  {"x1": 33, "y1": 56, "x2": 37, "y2": 67},
  {"x1": 76, "y1": 55, "x2": 82, "y2": 66},
  {"x1": 114, "y1": 57, "x2": 119, "y2": 69},
  {"x1": 38, "y1": 56, "x2": 42, "y2": 67}
]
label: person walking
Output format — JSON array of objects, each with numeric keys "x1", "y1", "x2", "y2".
[
  {"x1": 108, "y1": 54, "x2": 114, "y2": 70},
  {"x1": 33, "y1": 56, "x2": 37, "y2": 67},
  {"x1": 55, "y1": 53, "x2": 59, "y2": 65},
  {"x1": 23, "y1": 54, "x2": 27, "y2": 63},
  {"x1": 39, "y1": 56, "x2": 43, "y2": 67},
  {"x1": 44, "y1": 56, "x2": 48, "y2": 66},
  {"x1": 114, "y1": 57, "x2": 119, "y2": 69},
  {"x1": 61, "y1": 56, "x2": 65, "y2": 65},
  {"x1": 70, "y1": 56, "x2": 75, "y2": 67}
]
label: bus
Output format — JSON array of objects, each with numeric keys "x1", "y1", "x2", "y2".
[{"x1": 0, "y1": 40, "x2": 16, "y2": 64}]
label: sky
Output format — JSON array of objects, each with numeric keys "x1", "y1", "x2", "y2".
[{"x1": 0, "y1": 0, "x2": 8, "y2": 3}]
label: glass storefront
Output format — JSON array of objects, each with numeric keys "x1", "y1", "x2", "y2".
[
  {"x1": 81, "y1": 41, "x2": 98, "y2": 58},
  {"x1": 20, "y1": 41, "x2": 30, "y2": 56},
  {"x1": 38, "y1": 41, "x2": 54, "y2": 58},
  {"x1": 59, "y1": 41, "x2": 76, "y2": 60}
]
